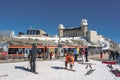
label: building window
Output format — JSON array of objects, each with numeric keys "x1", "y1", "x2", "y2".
[{"x1": 36, "y1": 30, "x2": 40, "y2": 35}]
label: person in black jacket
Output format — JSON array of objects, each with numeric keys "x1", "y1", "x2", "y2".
[
  {"x1": 30, "y1": 43, "x2": 38, "y2": 73},
  {"x1": 110, "y1": 50, "x2": 115, "y2": 61},
  {"x1": 85, "y1": 48, "x2": 89, "y2": 62}
]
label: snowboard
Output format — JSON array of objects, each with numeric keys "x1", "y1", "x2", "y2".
[
  {"x1": 85, "y1": 69, "x2": 96, "y2": 75},
  {"x1": 67, "y1": 69, "x2": 76, "y2": 72},
  {"x1": 64, "y1": 68, "x2": 76, "y2": 72}
]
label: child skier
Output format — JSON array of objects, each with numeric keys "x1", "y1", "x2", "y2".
[{"x1": 65, "y1": 52, "x2": 74, "y2": 70}]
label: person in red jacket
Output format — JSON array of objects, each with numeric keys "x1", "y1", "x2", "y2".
[
  {"x1": 50, "y1": 52, "x2": 53, "y2": 60},
  {"x1": 65, "y1": 52, "x2": 74, "y2": 70},
  {"x1": 2, "y1": 51, "x2": 7, "y2": 60}
]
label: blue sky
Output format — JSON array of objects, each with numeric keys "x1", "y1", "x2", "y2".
[{"x1": 0, "y1": 0, "x2": 120, "y2": 43}]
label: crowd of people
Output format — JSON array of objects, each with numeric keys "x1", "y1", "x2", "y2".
[
  {"x1": 107, "y1": 49, "x2": 120, "y2": 63},
  {"x1": 28, "y1": 45, "x2": 90, "y2": 72},
  {"x1": 26, "y1": 43, "x2": 120, "y2": 73}
]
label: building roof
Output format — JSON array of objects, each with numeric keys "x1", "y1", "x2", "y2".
[
  {"x1": 0, "y1": 30, "x2": 15, "y2": 37},
  {"x1": 58, "y1": 24, "x2": 65, "y2": 29}
]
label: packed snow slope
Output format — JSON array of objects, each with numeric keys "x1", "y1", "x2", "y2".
[{"x1": 0, "y1": 59, "x2": 120, "y2": 80}]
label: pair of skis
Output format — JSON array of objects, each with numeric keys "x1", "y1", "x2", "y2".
[
  {"x1": 85, "y1": 69, "x2": 96, "y2": 75},
  {"x1": 24, "y1": 67, "x2": 39, "y2": 74},
  {"x1": 25, "y1": 61, "x2": 39, "y2": 74}
]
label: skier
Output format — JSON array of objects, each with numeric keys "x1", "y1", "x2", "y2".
[
  {"x1": 29, "y1": 43, "x2": 38, "y2": 73},
  {"x1": 65, "y1": 52, "x2": 74, "y2": 70}
]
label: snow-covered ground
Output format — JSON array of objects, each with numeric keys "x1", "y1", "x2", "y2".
[{"x1": 0, "y1": 59, "x2": 120, "y2": 80}]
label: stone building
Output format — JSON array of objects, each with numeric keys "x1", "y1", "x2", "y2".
[{"x1": 58, "y1": 19, "x2": 88, "y2": 38}]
